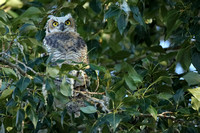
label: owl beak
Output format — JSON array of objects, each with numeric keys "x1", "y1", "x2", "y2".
[{"x1": 59, "y1": 23, "x2": 65, "y2": 31}]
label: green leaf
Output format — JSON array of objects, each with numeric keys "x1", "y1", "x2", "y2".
[
  {"x1": 89, "y1": 0, "x2": 102, "y2": 14},
  {"x1": 165, "y1": 10, "x2": 181, "y2": 39},
  {"x1": 19, "y1": 23, "x2": 34, "y2": 34},
  {"x1": 80, "y1": 106, "x2": 97, "y2": 114},
  {"x1": 147, "y1": 105, "x2": 157, "y2": 120},
  {"x1": 191, "y1": 96, "x2": 200, "y2": 111},
  {"x1": 61, "y1": 109, "x2": 67, "y2": 127},
  {"x1": 0, "y1": 88, "x2": 13, "y2": 100},
  {"x1": 123, "y1": 63, "x2": 143, "y2": 84},
  {"x1": 60, "y1": 77, "x2": 72, "y2": 97},
  {"x1": 111, "y1": 50, "x2": 130, "y2": 60},
  {"x1": 46, "y1": 67, "x2": 59, "y2": 78},
  {"x1": 2, "y1": 67, "x2": 17, "y2": 78},
  {"x1": 124, "y1": 75, "x2": 137, "y2": 91},
  {"x1": 117, "y1": 12, "x2": 128, "y2": 35},
  {"x1": 16, "y1": 77, "x2": 31, "y2": 92},
  {"x1": 26, "y1": 106, "x2": 38, "y2": 129},
  {"x1": 13, "y1": 7, "x2": 41, "y2": 24},
  {"x1": 35, "y1": 30, "x2": 45, "y2": 41},
  {"x1": 130, "y1": 6, "x2": 145, "y2": 27},
  {"x1": 105, "y1": 5, "x2": 121, "y2": 19},
  {"x1": 28, "y1": 38, "x2": 41, "y2": 46},
  {"x1": 90, "y1": 64, "x2": 106, "y2": 72},
  {"x1": 4, "y1": 0, "x2": 23, "y2": 8},
  {"x1": 157, "y1": 93, "x2": 173, "y2": 100},
  {"x1": 16, "y1": 109, "x2": 25, "y2": 126},
  {"x1": 183, "y1": 72, "x2": 200, "y2": 86},
  {"x1": 173, "y1": 89, "x2": 184, "y2": 105},
  {"x1": 192, "y1": 49, "x2": 200, "y2": 73},
  {"x1": 85, "y1": 68, "x2": 97, "y2": 80},
  {"x1": 188, "y1": 87, "x2": 200, "y2": 101},
  {"x1": 91, "y1": 113, "x2": 121, "y2": 132},
  {"x1": 106, "y1": 114, "x2": 121, "y2": 131},
  {"x1": 0, "y1": 10, "x2": 10, "y2": 22},
  {"x1": 3, "y1": 25, "x2": 9, "y2": 35},
  {"x1": 176, "y1": 47, "x2": 191, "y2": 70},
  {"x1": 33, "y1": 76, "x2": 43, "y2": 85},
  {"x1": 19, "y1": 7, "x2": 41, "y2": 18}
]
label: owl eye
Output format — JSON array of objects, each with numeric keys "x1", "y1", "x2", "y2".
[
  {"x1": 52, "y1": 21, "x2": 59, "y2": 27},
  {"x1": 65, "y1": 20, "x2": 71, "y2": 25}
]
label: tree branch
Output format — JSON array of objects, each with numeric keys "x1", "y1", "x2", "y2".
[
  {"x1": 140, "y1": 111, "x2": 176, "y2": 120},
  {"x1": 74, "y1": 90, "x2": 105, "y2": 95},
  {"x1": 0, "y1": 52, "x2": 44, "y2": 77},
  {"x1": 75, "y1": 90, "x2": 110, "y2": 113},
  {"x1": 0, "y1": 57, "x2": 26, "y2": 76}
]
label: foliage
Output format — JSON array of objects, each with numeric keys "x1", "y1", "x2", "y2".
[{"x1": 0, "y1": 0, "x2": 200, "y2": 132}]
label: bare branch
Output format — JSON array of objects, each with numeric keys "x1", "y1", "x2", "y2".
[
  {"x1": 74, "y1": 90, "x2": 105, "y2": 95},
  {"x1": 140, "y1": 112, "x2": 176, "y2": 120},
  {"x1": 1, "y1": 52, "x2": 38, "y2": 74},
  {"x1": 0, "y1": 57, "x2": 26, "y2": 76},
  {"x1": 75, "y1": 90, "x2": 110, "y2": 113}
]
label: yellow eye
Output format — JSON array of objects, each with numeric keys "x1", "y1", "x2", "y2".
[
  {"x1": 52, "y1": 21, "x2": 59, "y2": 27},
  {"x1": 65, "y1": 20, "x2": 71, "y2": 25}
]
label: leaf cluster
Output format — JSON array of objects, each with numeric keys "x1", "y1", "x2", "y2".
[{"x1": 0, "y1": 0, "x2": 200, "y2": 132}]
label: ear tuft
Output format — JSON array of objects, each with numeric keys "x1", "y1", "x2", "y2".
[
  {"x1": 65, "y1": 13, "x2": 72, "y2": 18},
  {"x1": 47, "y1": 15, "x2": 54, "y2": 18}
]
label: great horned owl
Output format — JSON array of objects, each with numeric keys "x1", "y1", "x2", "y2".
[
  {"x1": 43, "y1": 14, "x2": 89, "y2": 89},
  {"x1": 43, "y1": 14, "x2": 90, "y2": 116}
]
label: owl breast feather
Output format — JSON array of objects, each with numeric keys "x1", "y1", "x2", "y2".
[{"x1": 43, "y1": 32, "x2": 87, "y2": 64}]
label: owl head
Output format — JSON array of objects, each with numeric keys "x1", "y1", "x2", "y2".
[{"x1": 45, "y1": 14, "x2": 76, "y2": 35}]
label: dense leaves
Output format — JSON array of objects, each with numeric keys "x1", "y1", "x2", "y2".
[{"x1": 0, "y1": 0, "x2": 200, "y2": 132}]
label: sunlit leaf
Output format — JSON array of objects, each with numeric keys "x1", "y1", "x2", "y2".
[
  {"x1": 2, "y1": 67, "x2": 17, "y2": 78},
  {"x1": 188, "y1": 87, "x2": 200, "y2": 101},
  {"x1": 0, "y1": 88, "x2": 13, "y2": 100},
  {"x1": 46, "y1": 67, "x2": 59, "y2": 78},
  {"x1": 157, "y1": 93, "x2": 173, "y2": 100},
  {"x1": 124, "y1": 75, "x2": 137, "y2": 91},
  {"x1": 60, "y1": 77, "x2": 72, "y2": 97},
  {"x1": 0, "y1": 10, "x2": 10, "y2": 22},
  {"x1": 147, "y1": 105, "x2": 157, "y2": 120},
  {"x1": 191, "y1": 96, "x2": 200, "y2": 111}
]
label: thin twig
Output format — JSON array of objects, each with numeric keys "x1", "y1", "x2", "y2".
[
  {"x1": 0, "y1": 57, "x2": 26, "y2": 76},
  {"x1": 140, "y1": 111, "x2": 176, "y2": 120},
  {"x1": 5, "y1": 40, "x2": 14, "y2": 53},
  {"x1": 95, "y1": 70, "x2": 99, "y2": 92},
  {"x1": 74, "y1": 90, "x2": 105, "y2": 95},
  {"x1": 0, "y1": 52, "x2": 44, "y2": 77},
  {"x1": 1, "y1": 52, "x2": 38, "y2": 74}
]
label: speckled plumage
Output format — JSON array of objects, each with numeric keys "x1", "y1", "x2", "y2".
[
  {"x1": 44, "y1": 32, "x2": 88, "y2": 64},
  {"x1": 43, "y1": 14, "x2": 89, "y2": 88},
  {"x1": 43, "y1": 14, "x2": 89, "y2": 116}
]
